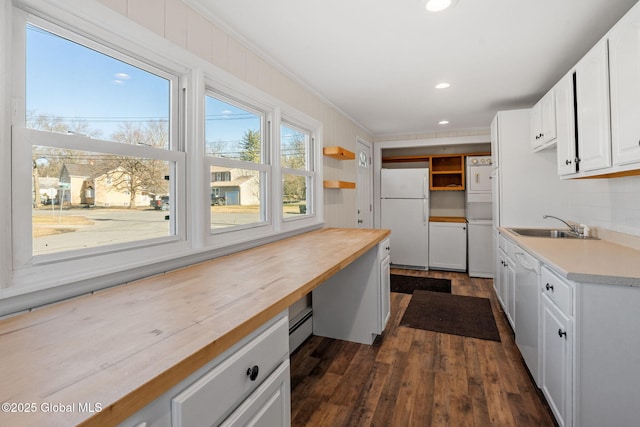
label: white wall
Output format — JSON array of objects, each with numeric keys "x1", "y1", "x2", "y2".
[
  {"x1": 566, "y1": 175, "x2": 640, "y2": 237},
  {"x1": 97, "y1": 0, "x2": 371, "y2": 228},
  {"x1": 81, "y1": 2, "x2": 640, "y2": 238}
]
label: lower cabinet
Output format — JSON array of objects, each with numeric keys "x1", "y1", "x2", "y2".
[
  {"x1": 541, "y1": 292, "x2": 573, "y2": 427},
  {"x1": 428, "y1": 221, "x2": 467, "y2": 271},
  {"x1": 313, "y1": 238, "x2": 391, "y2": 344},
  {"x1": 220, "y1": 360, "x2": 290, "y2": 427},
  {"x1": 118, "y1": 312, "x2": 290, "y2": 427},
  {"x1": 496, "y1": 238, "x2": 516, "y2": 330},
  {"x1": 378, "y1": 238, "x2": 391, "y2": 333}
]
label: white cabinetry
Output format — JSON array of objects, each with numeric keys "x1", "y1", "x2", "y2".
[
  {"x1": 119, "y1": 312, "x2": 290, "y2": 427},
  {"x1": 575, "y1": 39, "x2": 612, "y2": 173},
  {"x1": 514, "y1": 257, "x2": 640, "y2": 427},
  {"x1": 540, "y1": 267, "x2": 573, "y2": 427},
  {"x1": 530, "y1": 89, "x2": 557, "y2": 151},
  {"x1": 429, "y1": 221, "x2": 467, "y2": 271},
  {"x1": 609, "y1": 3, "x2": 640, "y2": 166},
  {"x1": 495, "y1": 234, "x2": 515, "y2": 329},
  {"x1": 220, "y1": 360, "x2": 290, "y2": 427},
  {"x1": 378, "y1": 238, "x2": 391, "y2": 333},
  {"x1": 313, "y1": 239, "x2": 391, "y2": 344},
  {"x1": 555, "y1": 71, "x2": 578, "y2": 176}
]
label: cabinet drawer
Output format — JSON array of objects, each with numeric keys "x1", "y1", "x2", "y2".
[
  {"x1": 541, "y1": 266, "x2": 573, "y2": 315},
  {"x1": 220, "y1": 359, "x2": 290, "y2": 427},
  {"x1": 172, "y1": 315, "x2": 289, "y2": 427},
  {"x1": 378, "y1": 238, "x2": 391, "y2": 261}
]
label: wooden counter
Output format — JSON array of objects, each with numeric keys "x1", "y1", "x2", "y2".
[
  {"x1": 0, "y1": 227, "x2": 390, "y2": 427},
  {"x1": 429, "y1": 216, "x2": 467, "y2": 223}
]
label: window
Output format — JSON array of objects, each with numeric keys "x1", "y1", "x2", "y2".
[
  {"x1": 281, "y1": 122, "x2": 314, "y2": 219},
  {"x1": 4, "y1": 2, "x2": 322, "y2": 308},
  {"x1": 13, "y1": 15, "x2": 184, "y2": 267},
  {"x1": 205, "y1": 93, "x2": 270, "y2": 233}
]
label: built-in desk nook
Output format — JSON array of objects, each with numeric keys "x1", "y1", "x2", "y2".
[{"x1": 0, "y1": 227, "x2": 390, "y2": 427}]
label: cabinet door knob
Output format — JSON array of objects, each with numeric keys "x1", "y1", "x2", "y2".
[
  {"x1": 558, "y1": 329, "x2": 567, "y2": 339},
  {"x1": 247, "y1": 365, "x2": 259, "y2": 381},
  {"x1": 546, "y1": 283, "x2": 554, "y2": 292},
  {"x1": 565, "y1": 159, "x2": 572, "y2": 165}
]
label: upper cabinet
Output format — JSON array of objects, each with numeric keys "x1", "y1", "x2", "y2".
[
  {"x1": 555, "y1": 71, "x2": 578, "y2": 176},
  {"x1": 530, "y1": 89, "x2": 557, "y2": 151},
  {"x1": 535, "y1": 0, "x2": 640, "y2": 180},
  {"x1": 575, "y1": 39, "x2": 612, "y2": 173},
  {"x1": 609, "y1": 4, "x2": 640, "y2": 166},
  {"x1": 430, "y1": 154, "x2": 465, "y2": 191}
]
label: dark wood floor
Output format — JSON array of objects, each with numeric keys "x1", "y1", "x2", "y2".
[{"x1": 290, "y1": 269, "x2": 556, "y2": 427}]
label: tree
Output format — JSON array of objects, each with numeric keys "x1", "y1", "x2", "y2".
[
  {"x1": 239, "y1": 129, "x2": 261, "y2": 162},
  {"x1": 282, "y1": 134, "x2": 307, "y2": 201},
  {"x1": 109, "y1": 121, "x2": 169, "y2": 207}
]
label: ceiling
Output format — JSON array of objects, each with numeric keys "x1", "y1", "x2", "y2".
[{"x1": 188, "y1": 0, "x2": 638, "y2": 137}]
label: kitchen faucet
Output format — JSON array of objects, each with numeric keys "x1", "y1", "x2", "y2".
[{"x1": 543, "y1": 215, "x2": 581, "y2": 235}]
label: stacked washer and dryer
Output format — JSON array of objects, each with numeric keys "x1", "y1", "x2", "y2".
[{"x1": 466, "y1": 156, "x2": 494, "y2": 278}]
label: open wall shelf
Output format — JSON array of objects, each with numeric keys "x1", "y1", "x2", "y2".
[
  {"x1": 323, "y1": 180, "x2": 356, "y2": 189},
  {"x1": 323, "y1": 146, "x2": 355, "y2": 160}
]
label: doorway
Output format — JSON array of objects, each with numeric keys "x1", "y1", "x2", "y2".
[{"x1": 356, "y1": 138, "x2": 373, "y2": 228}]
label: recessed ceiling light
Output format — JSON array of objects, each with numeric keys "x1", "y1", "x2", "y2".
[
  {"x1": 426, "y1": 0, "x2": 457, "y2": 12},
  {"x1": 435, "y1": 82, "x2": 450, "y2": 89},
  {"x1": 438, "y1": 120, "x2": 450, "y2": 125}
]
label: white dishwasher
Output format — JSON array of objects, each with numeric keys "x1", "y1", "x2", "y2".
[{"x1": 513, "y1": 246, "x2": 541, "y2": 386}]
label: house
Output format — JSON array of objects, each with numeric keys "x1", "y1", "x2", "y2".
[
  {"x1": 2, "y1": 1, "x2": 640, "y2": 426},
  {"x1": 210, "y1": 166, "x2": 260, "y2": 206},
  {"x1": 59, "y1": 163, "x2": 152, "y2": 208}
]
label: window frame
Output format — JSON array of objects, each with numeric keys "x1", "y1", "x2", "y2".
[
  {"x1": 279, "y1": 118, "x2": 316, "y2": 223},
  {"x1": 203, "y1": 87, "x2": 274, "y2": 246},
  {"x1": 2, "y1": 0, "x2": 324, "y2": 311},
  {"x1": 9, "y1": 5, "x2": 190, "y2": 295}
]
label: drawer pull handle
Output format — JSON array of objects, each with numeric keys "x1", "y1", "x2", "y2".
[
  {"x1": 545, "y1": 283, "x2": 554, "y2": 292},
  {"x1": 558, "y1": 329, "x2": 567, "y2": 339},
  {"x1": 247, "y1": 365, "x2": 259, "y2": 381}
]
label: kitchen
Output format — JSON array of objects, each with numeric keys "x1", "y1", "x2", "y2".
[{"x1": 2, "y1": 0, "x2": 640, "y2": 426}]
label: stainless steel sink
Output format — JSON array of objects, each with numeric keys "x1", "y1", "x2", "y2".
[{"x1": 507, "y1": 227, "x2": 597, "y2": 239}]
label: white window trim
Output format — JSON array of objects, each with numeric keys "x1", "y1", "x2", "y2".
[{"x1": 1, "y1": 0, "x2": 324, "y2": 315}]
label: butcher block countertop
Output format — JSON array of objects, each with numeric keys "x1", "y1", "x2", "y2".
[
  {"x1": 499, "y1": 227, "x2": 640, "y2": 287},
  {"x1": 0, "y1": 227, "x2": 390, "y2": 427}
]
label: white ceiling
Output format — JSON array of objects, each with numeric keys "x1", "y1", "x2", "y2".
[{"x1": 189, "y1": 0, "x2": 638, "y2": 137}]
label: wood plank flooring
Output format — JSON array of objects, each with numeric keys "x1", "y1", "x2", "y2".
[{"x1": 290, "y1": 269, "x2": 556, "y2": 427}]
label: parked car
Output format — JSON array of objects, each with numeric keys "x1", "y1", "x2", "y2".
[
  {"x1": 211, "y1": 194, "x2": 226, "y2": 206},
  {"x1": 42, "y1": 198, "x2": 60, "y2": 206},
  {"x1": 151, "y1": 196, "x2": 169, "y2": 210}
]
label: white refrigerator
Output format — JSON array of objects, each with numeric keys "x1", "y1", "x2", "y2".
[{"x1": 380, "y1": 168, "x2": 429, "y2": 269}]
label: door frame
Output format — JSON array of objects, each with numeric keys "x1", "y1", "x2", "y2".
[{"x1": 356, "y1": 137, "x2": 373, "y2": 228}]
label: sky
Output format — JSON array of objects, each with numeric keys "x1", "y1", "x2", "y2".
[
  {"x1": 26, "y1": 24, "x2": 169, "y2": 139},
  {"x1": 26, "y1": 23, "x2": 301, "y2": 158}
]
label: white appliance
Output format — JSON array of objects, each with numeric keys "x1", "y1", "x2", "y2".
[
  {"x1": 380, "y1": 168, "x2": 429, "y2": 269},
  {"x1": 466, "y1": 156, "x2": 494, "y2": 278},
  {"x1": 513, "y1": 246, "x2": 541, "y2": 386}
]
